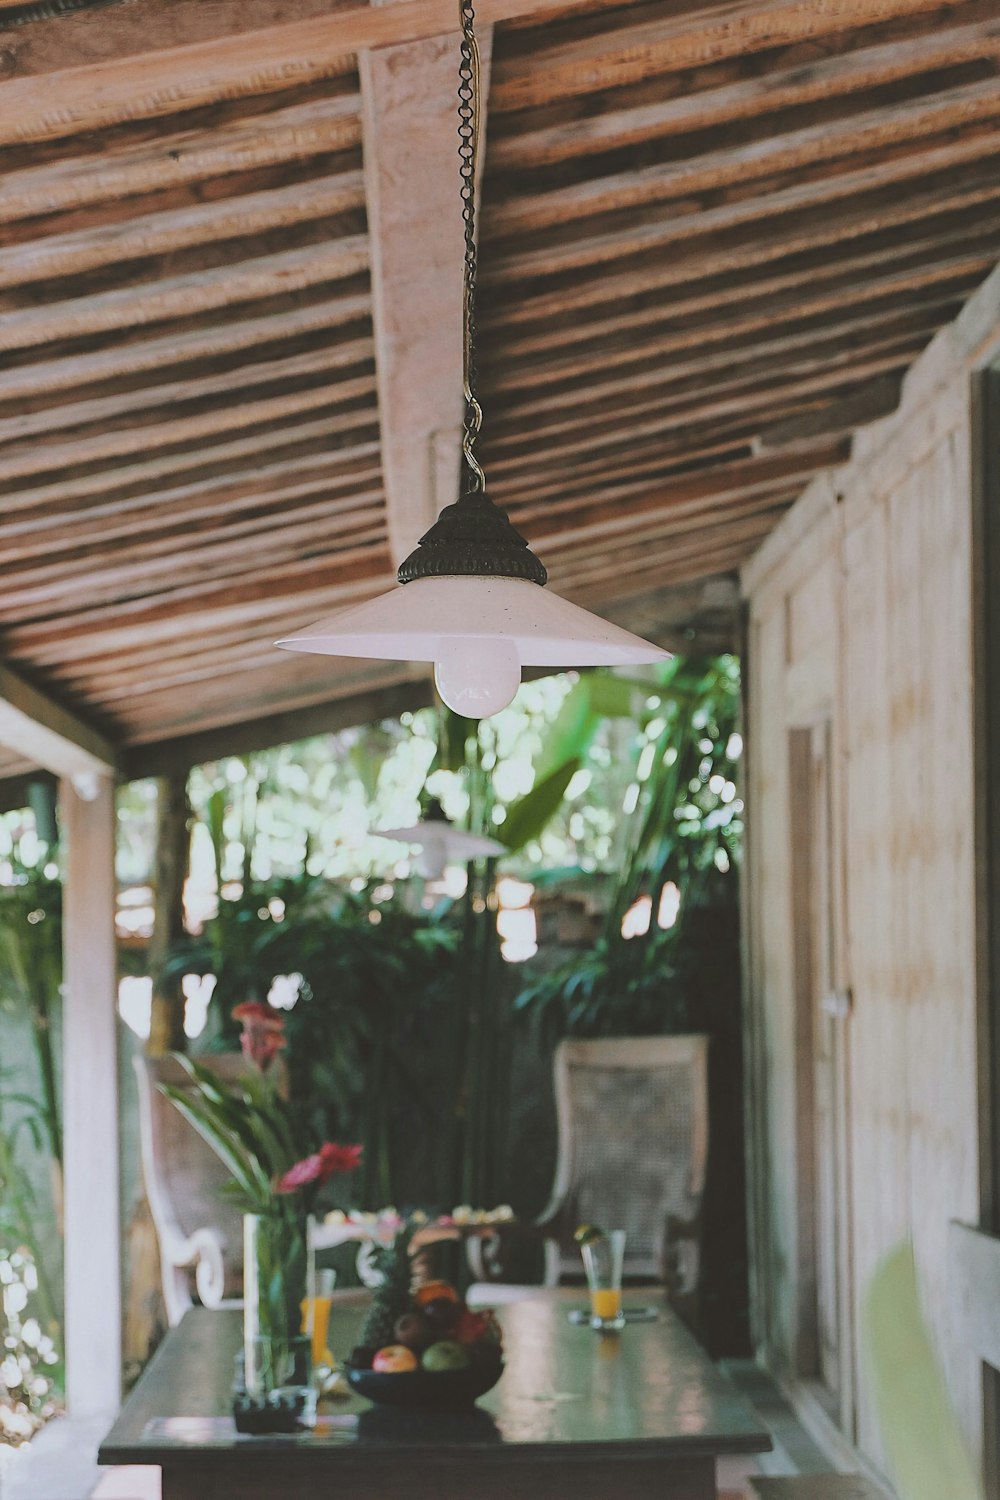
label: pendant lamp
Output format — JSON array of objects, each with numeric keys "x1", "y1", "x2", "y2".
[
  {"x1": 375, "y1": 797, "x2": 505, "y2": 880},
  {"x1": 277, "y1": 0, "x2": 670, "y2": 718}
]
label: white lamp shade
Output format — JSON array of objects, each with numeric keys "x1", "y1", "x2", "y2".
[
  {"x1": 276, "y1": 576, "x2": 670, "y2": 668},
  {"x1": 375, "y1": 819, "x2": 506, "y2": 878}
]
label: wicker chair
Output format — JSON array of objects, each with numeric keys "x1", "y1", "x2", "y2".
[
  {"x1": 134, "y1": 1052, "x2": 251, "y2": 1326},
  {"x1": 472, "y1": 1036, "x2": 709, "y2": 1319}
]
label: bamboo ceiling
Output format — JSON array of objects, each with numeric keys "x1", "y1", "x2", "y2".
[{"x1": 0, "y1": 0, "x2": 998, "y2": 776}]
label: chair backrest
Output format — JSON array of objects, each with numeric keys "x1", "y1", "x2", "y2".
[
  {"x1": 545, "y1": 1035, "x2": 709, "y2": 1286},
  {"x1": 135, "y1": 1052, "x2": 252, "y2": 1319}
]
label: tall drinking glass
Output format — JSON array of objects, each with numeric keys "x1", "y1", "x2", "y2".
[{"x1": 580, "y1": 1229, "x2": 626, "y2": 1331}]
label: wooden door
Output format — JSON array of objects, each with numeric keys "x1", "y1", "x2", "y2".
[{"x1": 790, "y1": 720, "x2": 854, "y2": 1429}]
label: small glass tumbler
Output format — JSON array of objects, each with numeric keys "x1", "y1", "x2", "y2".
[{"x1": 580, "y1": 1229, "x2": 627, "y2": 1331}]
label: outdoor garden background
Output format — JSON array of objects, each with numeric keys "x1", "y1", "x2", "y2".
[{"x1": 0, "y1": 655, "x2": 748, "y2": 1446}]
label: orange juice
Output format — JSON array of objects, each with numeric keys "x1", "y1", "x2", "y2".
[
  {"x1": 301, "y1": 1295, "x2": 334, "y2": 1368},
  {"x1": 589, "y1": 1288, "x2": 622, "y2": 1322}
]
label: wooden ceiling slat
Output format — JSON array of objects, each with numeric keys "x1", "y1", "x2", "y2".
[
  {"x1": 0, "y1": 295, "x2": 371, "y2": 406},
  {"x1": 0, "y1": 458, "x2": 384, "y2": 561},
  {"x1": 489, "y1": 8, "x2": 1000, "y2": 169},
  {"x1": 548, "y1": 508, "x2": 786, "y2": 583},
  {"x1": 0, "y1": 172, "x2": 365, "y2": 290},
  {"x1": 108, "y1": 658, "x2": 422, "y2": 744},
  {"x1": 0, "y1": 414, "x2": 380, "y2": 515},
  {"x1": 483, "y1": 349, "x2": 915, "y2": 477},
  {"x1": 0, "y1": 378, "x2": 376, "y2": 484},
  {"x1": 0, "y1": 240, "x2": 369, "y2": 354},
  {"x1": 0, "y1": 516, "x2": 389, "y2": 616},
  {"x1": 485, "y1": 210, "x2": 1000, "y2": 334},
  {"x1": 1, "y1": 487, "x2": 385, "y2": 580},
  {"x1": 487, "y1": 142, "x2": 1000, "y2": 285},
  {"x1": 0, "y1": 338, "x2": 374, "y2": 447},
  {"x1": 0, "y1": 450, "x2": 383, "y2": 558},
  {"x1": 0, "y1": 92, "x2": 362, "y2": 225},
  {"x1": 489, "y1": 304, "x2": 949, "y2": 413},
  {"x1": 505, "y1": 446, "x2": 849, "y2": 544},
  {"x1": 4, "y1": 557, "x2": 397, "y2": 662},
  {"x1": 489, "y1": 243, "x2": 991, "y2": 366},
  {"x1": 488, "y1": 79, "x2": 1000, "y2": 241},
  {"x1": 488, "y1": 0, "x2": 976, "y2": 113}
]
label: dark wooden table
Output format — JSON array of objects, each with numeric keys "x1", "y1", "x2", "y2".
[{"x1": 99, "y1": 1291, "x2": 770, "y2": 1499}]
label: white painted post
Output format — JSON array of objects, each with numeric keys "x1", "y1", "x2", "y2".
[{"x1": 60, "y1": 774, "x2": 121, "y2": 1416}]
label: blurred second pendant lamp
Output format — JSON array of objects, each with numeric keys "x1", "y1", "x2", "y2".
[
  {"x1": 276, "y1": 0, "x2": 668, "y2": 720},
  {"x1": 375, "y1": 798, "x2": 505, "y2": 881}
]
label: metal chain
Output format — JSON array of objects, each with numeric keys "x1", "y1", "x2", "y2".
[{"x1": 458, "y1": 0, "x2": 486, "y2": 494}]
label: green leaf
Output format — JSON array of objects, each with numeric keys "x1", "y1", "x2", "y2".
[{"x1": 498, "y1": 759, "x2": 581, "y2": 854}]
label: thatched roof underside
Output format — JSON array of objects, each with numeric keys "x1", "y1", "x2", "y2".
[{"x1": 0, "y1": 0, "x2": 998, "y2": 777}]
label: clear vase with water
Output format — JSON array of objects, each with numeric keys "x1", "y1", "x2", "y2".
[{"x1": 236, "y1": 1210, "x2": 317, "y2": 1432}]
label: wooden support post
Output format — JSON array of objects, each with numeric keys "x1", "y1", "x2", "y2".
[
  {"x1": 147, "y1": 773, "x2": 191, "y2": 1058},
  {"x1": 60, "y1": 773, "x2": 122, "y2": 1416}
]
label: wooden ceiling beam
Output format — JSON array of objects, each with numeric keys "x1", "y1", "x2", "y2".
[
  {"x1": 489, "y1": 8, "x2": 1000, "y2": 169},
  {"x1": 360, "y1": 20, "x2": 491, "y2": 566},
  {"x1": 0, "y1": 239, "x2": 368, "y2": 355},
  {"x1": 0, "y1": 295, "x2": 371, "y2": 406},
  {"x1": 0, "y1": 662, "x2": 119, "y2": 778},
  {"x1": 0, "y1": 0, "x2": 610, "y2": 145},
  {"x1": 0, "y1": 172, "x2": 365, "y2": 292},
  {"x1": 489, "y1": 78, "x2": 1000, "y2": 241}
]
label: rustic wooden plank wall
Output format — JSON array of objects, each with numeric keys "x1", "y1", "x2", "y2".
[{"x1": 741, "y1": 260, "x2": 1000, "y2": 1470}]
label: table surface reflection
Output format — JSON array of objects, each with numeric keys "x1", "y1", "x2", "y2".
[{"x1": 100, "y1": 1290, "x2": 770, "y2": 1467}]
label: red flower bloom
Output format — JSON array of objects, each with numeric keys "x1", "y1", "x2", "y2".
[
  {"x1": 275, "y1": 1141, "x2": 363, "y2": 1195},
  {"x1": 232, "y1": 1002, "x2": 287, "y2": 1074}
]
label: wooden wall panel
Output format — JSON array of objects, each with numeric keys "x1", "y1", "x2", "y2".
[{"x1": 743, "y1": 267, "x2": 991, "y2": 1466}]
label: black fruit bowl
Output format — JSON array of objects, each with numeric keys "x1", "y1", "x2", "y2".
[{"x1": 345, "y1": 1353, "x2": 503, "y2": 1410}]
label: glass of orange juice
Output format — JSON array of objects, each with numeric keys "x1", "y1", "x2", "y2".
[{"x1": 580, "y1": 1230, "x2": 626, "y2": 1331}]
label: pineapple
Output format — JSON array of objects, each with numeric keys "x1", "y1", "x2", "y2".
[{"x1": 358, "y1": 1222, "x2": 416, "y2": 1352}]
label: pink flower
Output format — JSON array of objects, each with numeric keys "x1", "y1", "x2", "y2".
[
  {"x1": 275, "y1": 1141, "x2": 363, "y2": 1195},
  {"x1": 232, "y1": 1002, "x2": 287, "y2": 1074}
]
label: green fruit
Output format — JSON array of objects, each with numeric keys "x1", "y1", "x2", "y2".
[{"x1": 421, "y1": 1340, "x2": 470, "y2": 1372}]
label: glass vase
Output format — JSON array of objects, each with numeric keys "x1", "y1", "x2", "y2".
[{"x1": 234, "y1": 1209, "x2": 316, "y2": 1433}]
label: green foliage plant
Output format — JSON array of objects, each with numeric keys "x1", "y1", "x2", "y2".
[{"x1": 514, "y1": 656, "x2": 742, "y2": 1041}]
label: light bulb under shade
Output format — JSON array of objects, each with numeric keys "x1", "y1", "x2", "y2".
[
  {"x1": 276, "y1": 576, "x2": 671, "y2": 668},
  {"x1": 434, "y1": 637, "x2": 520, "y2": 718}
]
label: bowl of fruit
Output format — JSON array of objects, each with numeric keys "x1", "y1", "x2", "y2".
[{"x1": 346, "y1": 1279, "x2": 504, "y2": 1410}]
